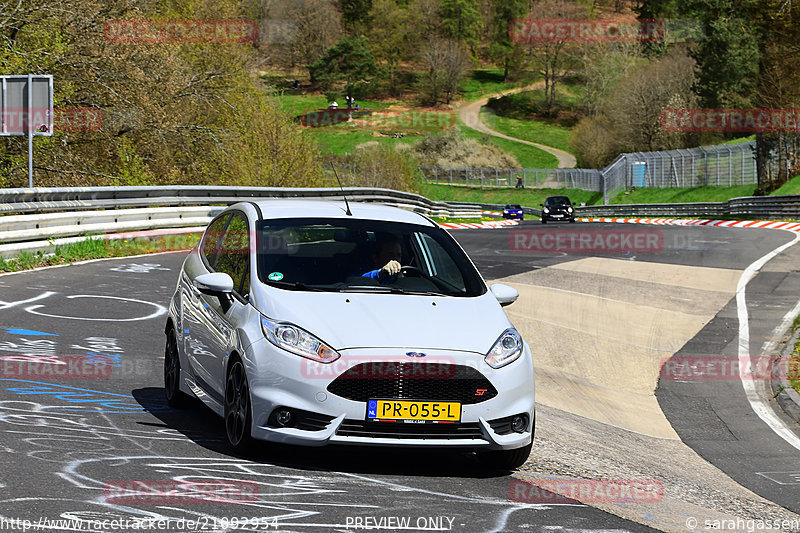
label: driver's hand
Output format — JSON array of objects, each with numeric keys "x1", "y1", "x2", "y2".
[{"x1": 381, "y1": 260, "x2": 401, "y2": 277}]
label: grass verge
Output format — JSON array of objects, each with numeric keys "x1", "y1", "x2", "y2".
[
  {"x1": 0, "y1": 234, "x2": 201, "y2": 273},
  {"x1": 458, "y1": 122, "x2": 559, "y2": 169},
  {"x1": 772, "y1": 175, "x2": 800, "y2": 196},
  {"x1": 610, "y1": 185, "x2": 758, "y2": 204},
  {"x1": 789, "y1": 330, "x2": 800, "y2": 394},
  {"x1": 481, "y1": 110, "x2": 572, "y2": 153}
]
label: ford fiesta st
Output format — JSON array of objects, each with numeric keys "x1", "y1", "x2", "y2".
[{"x1": 164, "y1": 200, "x2": 535, "y2": 468}]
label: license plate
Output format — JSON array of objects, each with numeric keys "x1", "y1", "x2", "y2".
[{"x1": 367, "y1": 399, "x2": 461, "y2": 423}]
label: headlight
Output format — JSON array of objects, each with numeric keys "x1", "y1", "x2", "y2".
[
  {"x1": 567, "y1": 206, "x2": 574, "y2": 213},
  {"x1": 485, "y1": 328, "x2": 523, "y2": 368},
  {"x1": 543, "y1": 207, "x2": 550, "y2": 213},
  {"x1": 261, "y1": 316, "x2": 340, "y2": 363}
]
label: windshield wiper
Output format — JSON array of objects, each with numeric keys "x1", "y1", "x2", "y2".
[
  {"x1": 266, "y1": 281, "x2": 329, "y2": 292},
  {"x1": 341, "y1": 286, "x2": 450, "y2": 296}
]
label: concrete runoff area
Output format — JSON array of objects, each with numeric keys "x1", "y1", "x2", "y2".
[
  {"x1": 498, "y1": 257, "x2": 740, "y2": 437},
  {"x1": 493, "y1": 257, "x2": 800, "y2": 532}
]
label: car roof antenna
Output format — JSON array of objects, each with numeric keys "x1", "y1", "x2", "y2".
[{"x1": 330, "y1": 162, "x2": 352, "y2": 216}]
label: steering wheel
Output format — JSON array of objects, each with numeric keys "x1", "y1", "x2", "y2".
[{"x1": 399, "y1": 265, "x2": 425, "y2": 277}]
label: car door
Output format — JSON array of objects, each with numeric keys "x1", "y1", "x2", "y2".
[
  {"x1": 182, "y1": 213, "x2": 230, "y2": 396},
  {"x1": 202, "y1": 212, "x2": 252, "y2": 394},
  {"x1": 183, "y1": 212, "x2": 251, "y2": 399}
]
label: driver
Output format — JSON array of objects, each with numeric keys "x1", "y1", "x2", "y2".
[{"x1": 360, "y1": 237, "x2": 403, "y2": 282}]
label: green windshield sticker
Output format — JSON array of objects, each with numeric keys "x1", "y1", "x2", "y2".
[{"x1": 268, "y1": 272, "x2": 284, "y2": 281}]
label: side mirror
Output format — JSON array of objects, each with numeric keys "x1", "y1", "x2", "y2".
[
  {"x1": 195, "y1": 272, "x2": 234, "y2": 296},
  {"x1": 539, "y1": 204, "x2": 544, "y2": 207},
  {"x1": 490, "y1": 284, "x2": 519, "y2": 307}
]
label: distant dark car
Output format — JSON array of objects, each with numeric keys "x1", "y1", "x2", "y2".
[
  {"x1": 502, "y1": 204, "x2": 524, "y2": 220},
  {"x1": 540, "y1": 196, "x2": 575, "y2": 224}
]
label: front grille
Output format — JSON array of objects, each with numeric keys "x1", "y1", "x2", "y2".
[
  {"x1": 337, "y1": 419, "x2": 484, "y2": 440},
  {"x1": 326, "y1": 362, "x2": 497, "y2": 405}
]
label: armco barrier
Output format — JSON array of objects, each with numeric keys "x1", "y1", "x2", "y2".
[
  {"x1": 576, "y1": 194, "x2": 800, "y2": 220},
  {"x1": 0, "y1": 186, "x2": 499, "y2": 258},
  {"x1": 1, "y1": 186, "x2": 798, "y2": 259}
]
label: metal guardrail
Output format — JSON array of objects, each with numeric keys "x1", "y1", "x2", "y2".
[
  {"x1": 0, "y1": 186, "x2": 489, "y2": 258},
  {"x1": 1, "y1": 186, "x2": 798, "y2": 259},
  {"x1": 576, "y1": 194, "x2": 800, "y2": 219},
  {"x1": 0, "y1": 185, "x2": 476, "y2": 215}
]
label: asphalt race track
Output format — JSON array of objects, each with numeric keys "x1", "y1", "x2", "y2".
[{"x1": 0, "y1": 220, "x2": 799, "y2": 532}]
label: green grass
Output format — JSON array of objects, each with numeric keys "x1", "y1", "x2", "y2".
[
  {"x1": 722, "y1": 135, "x2": 756, "y2": 144},
  {"x1": 609, "y1": 185, "x2": 758, "y2": 204},
  {"x1": 309, "y1": 130, "x2": 420, "y2": 156},
  {"x1": 272, "y1": 93, "x2": 399, "y2": 117},
  {"x1": 0, "y1": 234, "x2": 201, "y2": 273},
  {"x1": 417, "y1": 181, "x2": 602, "y2": 208},
  {"x1": 481, "y1": 110, "x2": 572, "y2": 153},
  {"x1": 771, "y1": 175, "x2": 800, "y2": 196},
  {"x1": 790, "y1": 333, "x2": 800, "y2": 394},
  {"x1": 458, "y1": 121, "x2": 559, "y2": 169},
  {"x1": 459, "y1": 69, "x2": 536, "y2": 102}
]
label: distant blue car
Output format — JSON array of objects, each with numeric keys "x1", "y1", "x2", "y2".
[{"x1": 502, "y1": 204, "x2": 524, "y2": 220}]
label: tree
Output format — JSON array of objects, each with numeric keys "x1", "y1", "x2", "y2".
[
  {"x1": 603, "y1": 49, "x2": 697, "y2": 152},
  {"x1": 524, "y1": 0, "x2": 588, "y2": 116},
  {"x1": 308, "y1": 36, "x2": 378, "y2": 97},
  {"x1": 570, "y1": 49, "x2": 697, "y2": 166},
  {"x1": 579, "y1": 42, "x2": 641, "y2": 117},
  {"x1": 487, "y1": 0, "x2": 528, "y2": 81},
  {"x1": 418, "y1": 37, "x2": 469, "y2": 105},
  {"x1": 366, "y1": 0, "x2": 412, "y2": 95},
  {"x1": 258, "y1": 0, "x2": 342, "y2": 68},
  {"x1": 439, "y1": 0, "x2": 482, "y2": 48},
  {"x1": 339, "y1": 0, "x2": 373, "y2": 33}
]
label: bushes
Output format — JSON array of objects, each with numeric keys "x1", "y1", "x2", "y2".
[
  {"x1": 413, "y1": 131, "x2": 519, "y2": 168},
  {"x1": 339, "y1": 143, "x2": 419, "y2": 191}
]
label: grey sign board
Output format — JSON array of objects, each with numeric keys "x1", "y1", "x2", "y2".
[{"x1": 1, "y1": 75, "x2": 54, "y2": 136}]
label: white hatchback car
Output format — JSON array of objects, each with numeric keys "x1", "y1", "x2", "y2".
[{"x1": 164, "y1": 200, "x2": 535, "y2": 468}]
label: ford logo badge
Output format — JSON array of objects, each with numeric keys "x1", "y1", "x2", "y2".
[{"x1": 405, "y1": 352, "x2": 426, "y2": 358}]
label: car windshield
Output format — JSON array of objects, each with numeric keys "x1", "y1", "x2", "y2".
[
  {"x1": 545, "y1": 197, "x2": 571, "y2": 206},
  {"x1": 256, "y1": 218, "x2": 486, "y2": 297},
  {"x1": 506, "y1": 204, "x2": 521, "y2": 209}
]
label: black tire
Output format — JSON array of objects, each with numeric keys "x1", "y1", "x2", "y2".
[
  {"x1": 482, "y1": 442, "x2": 532, "y2": 470},
  {"x1": 164, "y1": 326, "x2": 189, "y2": 407},
  {"x1": 541, "y1": 217, "x2": 547, "y2": 224},
  {"x1": 569, "y1": 217, "x2": 575, "y2": 223},
  {"x1": 225, "y1": 358, "x2": 254, "y2": 454}
]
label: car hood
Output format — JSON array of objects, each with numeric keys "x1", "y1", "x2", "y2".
[{"x1": 251, "y1": 287, "x2": 512, "y2": 353}]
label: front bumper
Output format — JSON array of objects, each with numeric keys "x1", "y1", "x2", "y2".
[{"x1": 245, "y1": 341, "x2": 535, "y2": 450}]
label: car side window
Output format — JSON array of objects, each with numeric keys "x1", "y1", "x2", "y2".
[
  {"x1": 215, "y1": 213, "x2": 250, "y2": 299},
  {"x1": 414, "y1": 233, "x2": 466, "y2": 292},
  {"x1": 201, "y1": 214, "x2": 231, "y2": 269}
]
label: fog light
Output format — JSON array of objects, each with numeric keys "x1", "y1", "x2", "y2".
[
  {"x1": 276, "y1": 409, "x2": 292, "y2": 427},
  {"x1": 511, "y1": 415, "x2": 527, "y2": 433}
]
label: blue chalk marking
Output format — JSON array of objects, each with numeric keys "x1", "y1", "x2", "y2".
[{"x1": 5, "y1": 328, "x2": 58, "y2": 336}]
